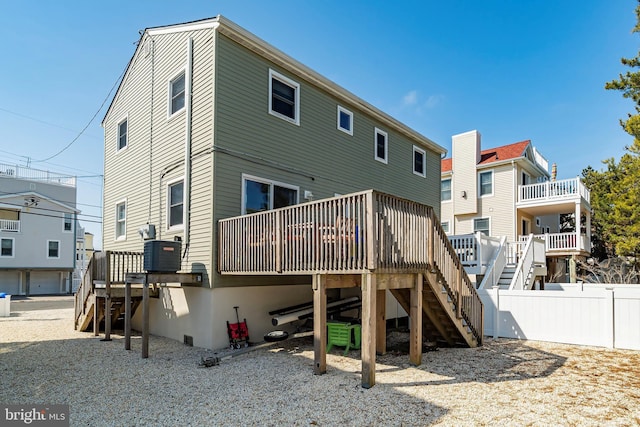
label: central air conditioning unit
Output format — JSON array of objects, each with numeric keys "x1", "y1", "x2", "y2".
[{"x1": 144, "y1": 240, "x2": 181, "y2": 273}]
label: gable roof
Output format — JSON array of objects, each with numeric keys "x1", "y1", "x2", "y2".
[
  {"x1": 441, "y1": 140, "x2": 530, "y2": 173},
  {"x1": 102, "y1": 15, "x2": 446, "y2": 156},
  {"x1": 0, "y1": 192, "x2": 79, "y2": 213}
]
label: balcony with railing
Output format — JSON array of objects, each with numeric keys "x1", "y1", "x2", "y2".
[
  {"x1": 518, "y1": 232, "x2": 590, "y2": 255},
  {"x1": 517, "y1": 177, "x2": 590, "y2": 214},
  {"x1": 0, "y1": 163, "x2": 76, "y2": 187},
  {"x1": 0, "y1": 219, "x2": 20, "y2": 232}
]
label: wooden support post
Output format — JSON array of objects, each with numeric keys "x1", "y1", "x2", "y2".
[
  {"x1": 376, "y1": 289, "x2": 386, "y2": 355},
  {"x1": 409, "y1": 273, "x2": 423, "y2": 366},
  {"x1": 124, "y1": 281, "x2": 131, "y2": 351},
  {"x1": 93, "y1": 295, "x2": 99, "y2": 337},
  {"x1": 313, "y1": 274, "x2": 326, "y2": 375},
  {"x1": 361, "y1": 272, "x2": 377, "y2": 389},
  {"x1": 142, "y1": 275, "x2": 149, "y2": 359},
  {"x1": 456, "y1": 265, "x2": 462, "y2": 319},
  {"x1": 103, "y1": 294, "x2": 112, "y2": 341}
]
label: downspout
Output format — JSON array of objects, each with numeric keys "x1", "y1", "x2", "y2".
[{"x1": 184, "y1": 37, "x2": 193, "y2": 258}]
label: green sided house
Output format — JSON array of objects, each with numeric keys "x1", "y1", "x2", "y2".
[{"x1": 76, "y1": 15, "x2": 483, "y2": 387}]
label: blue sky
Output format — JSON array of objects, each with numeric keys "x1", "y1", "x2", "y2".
[{"x1": 0, "y1": 1, "x2": 637, "y2": 249}]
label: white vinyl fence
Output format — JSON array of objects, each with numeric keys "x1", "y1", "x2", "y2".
[{"x1": 478, "y1": 284, "x2": 640, "y2": 350}]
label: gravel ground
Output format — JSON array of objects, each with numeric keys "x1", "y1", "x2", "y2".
[{"x1": 1, "y1": 297, "x2": 639, "y2": 426}]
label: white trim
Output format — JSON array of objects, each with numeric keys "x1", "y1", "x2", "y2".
[
  {"x1": 441, "y1": 178, "x2": 452, "y2": 202},
  {"x1": 167, "y1": 177, "x2": 185, "y2": 231},
  {"x1": 0, "y1": 237, "x2": 15, "y2": 258},
  {"x1": 241, "y1": 174, "x2": 299, "y2": 215},
  {"x1": 473, "y1": 216, "x2": 491, "y2": 236},
  {"x1": 147, "y1": 20, "x2": 219, "y2": 36},
  {"x1": 46, "y1": 239, "x2": 60, "y2": 259},
  {"x1": 62, "y1": 212, "x2": 73, "y2": 233},
  {"x1": 337, "y1": 105, "x2": 353, "y2": 135},
  {"x1": 268, "y1": 69, "x2": 300, "y2": 126},
  {"x1": 374, "y1": 127, "x2": 388, "y2": 164},
  {"x1": 116, "y1": 114, "x2": 128, "y2": 152},
  {"x1": 115, "y1": 199, "x2": 127, "y2": 241},
  {"x1": 167, "y1": 68, "x2": 187, "y2": 119},
  {"x1": 0, "y1": 192, "x2": 78, "y2": 213},
  {"x1": 412, "y1": 145, "x2": 426, "y2": 178},
  {"x1": 478, "y1": 170, "x2": 494, "y2": 197}
]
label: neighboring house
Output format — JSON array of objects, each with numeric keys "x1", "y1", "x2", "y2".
[
  {"x1": 94, "y1": 16, "x2": 457, "y2": 353},
  {"x1": 0, "y1": 163, "x2": 79, "y2": 295},
  {"x1": 441, "y1": 130, "x2": 591, "y2": 285}
]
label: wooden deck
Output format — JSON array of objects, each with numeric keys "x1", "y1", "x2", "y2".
[{"x1": 218, "y1": 190, "x2": 484, "y2": 388}]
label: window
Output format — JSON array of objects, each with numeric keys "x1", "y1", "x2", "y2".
[
  {"x1": 47, "y1": 240, "x2": 60, "y2": 258},
  {"x1": 168, "y1": 180, "x2": 184, "y2": 228},
  {"x1": 337, "y1": 106, "x2": 353, "y2": 135},
  {"x1": 169, "y1": 71, "x2": 186, "y2": 116},
  {"x1": 242, "y1": 175, "x2": 298, "y2": 215},
  {"x1": 374, "y1": 128, "x2": 388, "y2": 164},
  {"x1": 441, "y1": 179, "x2": 452, "y2": 201},
  {"x1": 441, "y1": 221, "x2": 450, "y2": 234},
  {"x1": 474, "y1": 218, "x2": 490, "y2": 236},
  {"x1": 269, "y1": 69, "x2": 300, "y2": 125},
  {"x1": 0, "y1": 238, "x2": 14, "y2": 257},
  {"x1": 115, "y1": 201, "x2": 126, "y2": 240},
  {"x1": 413, "y1": 146, "x2": 426, "y2": 177},
  {"x1": 117, "y1": 117, "x2": 128, "y2": 150},
  {"x1": 479, "y1": 171, "x2": 493, "y2": 196},
  {"x1": 63, "y1": 213, "x2": 73, "y2": 232}
]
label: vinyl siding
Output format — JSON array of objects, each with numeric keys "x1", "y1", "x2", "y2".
[
  {"x1": 103, "y1": 28, "x2": 215, "y2": 283},
  {"x1": 211, "y1": 33, "x2": 441, "y2": 287}
]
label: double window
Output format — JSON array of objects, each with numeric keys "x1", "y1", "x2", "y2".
[
  {"x1": 413, "y1": 146, "x2": 426, "y2": 177},
  {"x1": 479, "y1": 171, "x2": 493, "y2": 197},
  {"x1": 242, "y1": 175, "x2": 298, "y2": 215},
  {"x1": 337, "y1": 106, "x2": 353, "y2": 135},
  {"x1": 441, "y1": 179, "x2": 452, "y2": 201},
  {"x1": 169, "y1": 71, "x2": 186, "y2": 116},
  {"x1": 47, "y1": 240, "x2": 60, "y2": 259},
  {"x1": 168, "y1": 180, "x2": 184, "y2": 229},
  {"x1": 374, "y1": 128, "x2": 388, "y2": 164},
  {"x1": 269, "y1": 69, "x2": 300, "y2": 125},
  {"x1": 115, "y1": 200, "x2": 126, "y2": 240},
  {"x1": 0, "y1": 238, "x2": 14, "y2": 257}
]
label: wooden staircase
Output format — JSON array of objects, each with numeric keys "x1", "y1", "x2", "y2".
[{"x1": 74, "y1": 251, "x2": 146, "y2": 333}]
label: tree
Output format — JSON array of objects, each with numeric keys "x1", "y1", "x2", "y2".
[{"x1": 591, "y1": 0, "x2": 640, "y2": 261}]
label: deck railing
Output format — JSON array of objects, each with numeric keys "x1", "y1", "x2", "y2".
[
  {"x1": 218, "y1": 190, "x2": 483, "y2": 343},
  {"x1": 518, "y1": 177, "x2": 590, "y2": 204},
  {"x1": 0, "y1": 219, "x2": 19, "y2": 232},
  {"x1": 74, "y1": 250, "x2": 144, "y2": 328},
  {"x1": 0, "y1": 163, "x2": 76, "y2": 187},
  {"x1": 519, "y1": 232, "x2": 590, "y2": 253},
  {"x1": 448, "y1": 233, "x2": 502, "y2": 274}
]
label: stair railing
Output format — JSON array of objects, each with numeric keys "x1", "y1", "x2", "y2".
[{"x1": 478, "y1": 236, "x2": 508, "y2": 289}]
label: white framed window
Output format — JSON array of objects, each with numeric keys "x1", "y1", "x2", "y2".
[
  {"x1": 374, "y1": 128, "x2": 388, "y2": 164},
  {"x1": 535, "y1": 217, "x2": 541, "y2": 227},
  {"x1": 242, "y1": 174, "x2": 299, "y2": 215},
  {"x1": 0, "y1": 237, "x2": 14, "y2": 257},
  {"x1": 63, "y1": 212, "x2": 73, "y2": 233},
  {"x1": 168, "y1": 70, "x2": 186, "y2": 117},
  {"x1": 269, "y1": 69, "x2": 300, "y2": 125},
  {"x1": 441, "y1": 221, "x2": 450, "y2": 234},
  {"x1": 545, "y1": 226, "x2": 551, "y2": 233},
  {"x1": 115, "y1": 200, "x2": 127, "y2": 240},
  {"x1": 441, "y1": 179, "x2": 452, "y2": 201},
  {"x1": 337, "y1": 106, "x2": 353, "y2": 135},
  {"x1": 473, "y1": 217, "x2": 491, "y2": 236},
  {"x1": 167, "y1": 179, "x2": 184, "y2": 229},
  {"x1": 479, "y1": 171, "x2": 493, "y2": 197},
  {"x1": 47, "y1": 240, "x2": 60, "y2": 259},
  {"x1": 413, "y1": 146, "x2": 426, "y2": 177},
  {"x1": 117, "y1": 116, "x2": 128, "y2": 151}
]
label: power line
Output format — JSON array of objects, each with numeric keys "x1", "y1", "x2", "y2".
[
  {"x1": 6, "y1": 209, "x2": 102, "y2": 225},
  {"x1": 32, "y1": 64, "x2": 128, "y2": 163},
  {"x1": 0, "y1": 190, "x2": 103, "y2": 213},
  {"x1": 0, "y1": 107, "x2": 102, "y2": 140},
  {"x1": 0, "y1": 199, "x2": 102, "y2": 220}
]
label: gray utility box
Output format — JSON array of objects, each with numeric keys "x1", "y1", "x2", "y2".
[{"x1": 144, "y1": 240, "x2": 181, "y2": 273}]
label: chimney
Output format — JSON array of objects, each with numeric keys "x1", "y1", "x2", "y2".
[{"x1": 551, "y1": 163, "x2": 557, "y2": 181}]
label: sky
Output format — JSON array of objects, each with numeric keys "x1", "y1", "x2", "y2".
[{"x1": 0, "y1": 1, "x2": 637, "y2": 249}]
